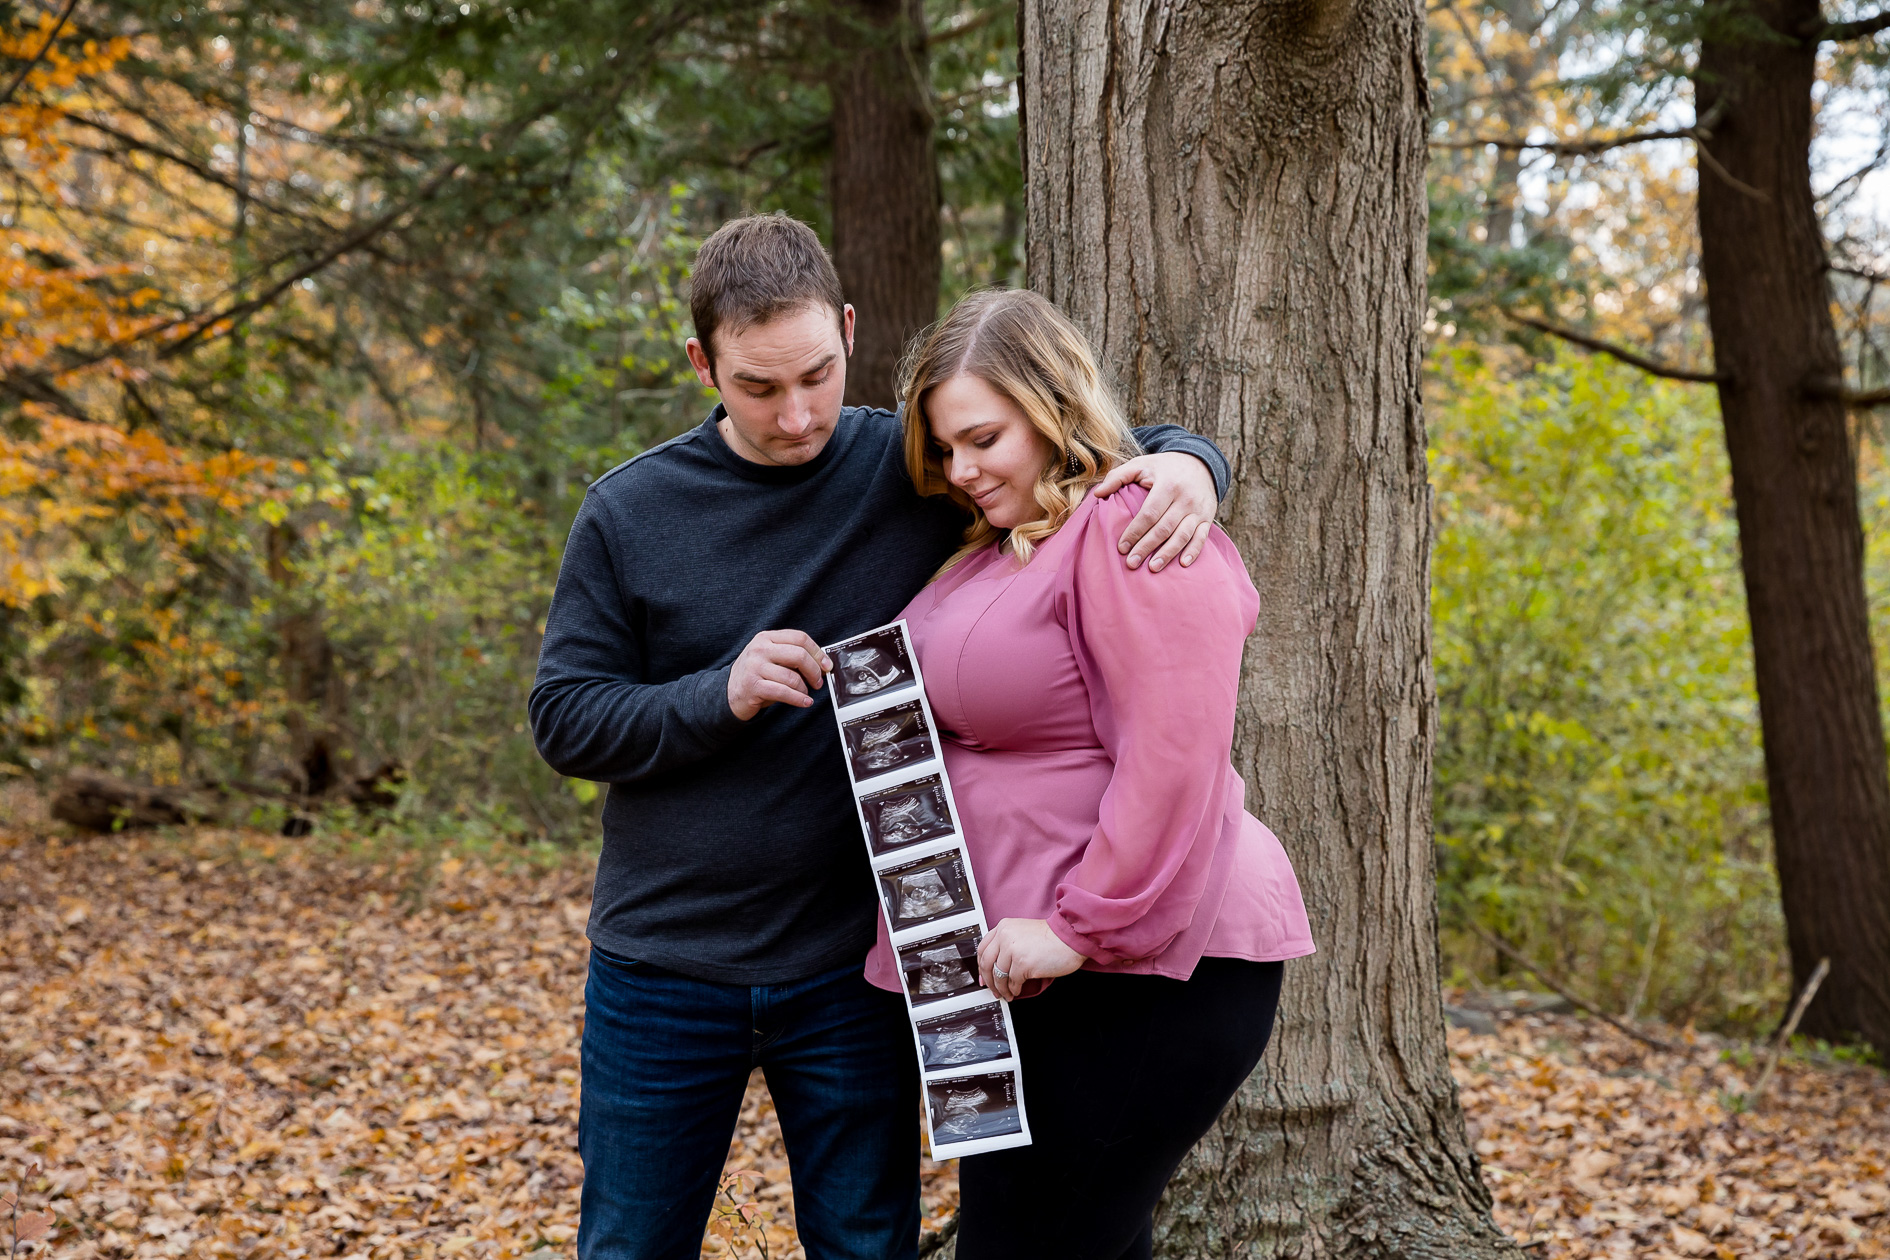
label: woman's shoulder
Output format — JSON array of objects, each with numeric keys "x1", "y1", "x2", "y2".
[
  {"x1": 1069, "y1": 483, "x2": 1244, "y2": 572},
  {"x1": 1062, "y1": 484, "x2": 1257, "y2": 620},
  {"x1": 1053, "y1": 483, "x2": 1146, "y2": 553}
]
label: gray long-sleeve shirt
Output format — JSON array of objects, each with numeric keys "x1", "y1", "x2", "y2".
[{"x1": 529, "y1": 404, "x2": 1229, "y2": 984}]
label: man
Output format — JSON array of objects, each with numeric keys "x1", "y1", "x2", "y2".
[{"x1": 529, "y1": 212, "x2": 1228, "y2": 1260}]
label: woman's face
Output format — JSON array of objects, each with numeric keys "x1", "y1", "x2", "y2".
[{"x1": 926, "y1": 374, "x2": 1057, "y2": 530}]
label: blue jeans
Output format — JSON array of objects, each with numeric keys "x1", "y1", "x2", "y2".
[{"x1": 577, "y1": 948, "x2": 921, "y2": 1260}]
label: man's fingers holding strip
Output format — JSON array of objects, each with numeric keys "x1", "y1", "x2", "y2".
[
  {"x1": 761, "y1": 641, "x2": 827, "y2": 689},
  {"x1": 755, "y1": 661, "x2": 813, "y2": 694},
  {"x1": 765, "y1": 630, "x2": 831, "y2": 672},
  {"x1": 753, "y1": 680, "x2": 815, "y2": 709}
]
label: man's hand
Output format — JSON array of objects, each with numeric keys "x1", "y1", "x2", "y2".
[
  {"x1": 727, "y1": 630, "x2": 832, "y2": 721},
  {"x1": 977, "y1": 917, "x2": 1087, "y2": 1001},
  {"x1": 1094, "y1": 450, "x2": 1219, "y2": 571}
]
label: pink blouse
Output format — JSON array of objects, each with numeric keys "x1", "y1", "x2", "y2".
[{"x1": 864, "y1": 485, "x2": 1314, "y2": 993}]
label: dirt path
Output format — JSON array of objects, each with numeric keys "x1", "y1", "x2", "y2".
[{"x1": 1, "y1": 828, "x2": 1883, "y2": 1258}]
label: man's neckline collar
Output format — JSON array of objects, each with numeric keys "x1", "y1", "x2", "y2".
[{"x1": 697, "y1": 403, "x2": 851, "y2": 485}]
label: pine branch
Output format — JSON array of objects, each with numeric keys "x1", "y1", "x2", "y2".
[
  {"x1": 1820, "y1": 9, "x2": 1890, "y2": 40},
  {"x1": 1504, "y1": 311, "x2": 1728, "y2": 383}
]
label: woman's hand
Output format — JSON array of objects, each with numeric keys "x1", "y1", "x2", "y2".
[{"x1": 978, "y1": 917, "x2": 1086, "y2": 1001}]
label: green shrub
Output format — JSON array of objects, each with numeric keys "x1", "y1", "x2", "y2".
[{"x1": 1429, "y1": 346, "x2": 1785, "y2": 1031}]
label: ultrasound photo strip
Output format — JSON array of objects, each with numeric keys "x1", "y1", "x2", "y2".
[{"x1": 823, "y1": 618, "x2": 1032, "y2": 1160}]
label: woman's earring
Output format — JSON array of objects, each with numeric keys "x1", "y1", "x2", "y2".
[{"x1": 1064, "y1": 446, "x2": 1083, "y2": 478}]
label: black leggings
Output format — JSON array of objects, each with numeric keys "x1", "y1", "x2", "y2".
[{"x1": 954, "y1": 957, "x2": 1284, "y2": 1260}]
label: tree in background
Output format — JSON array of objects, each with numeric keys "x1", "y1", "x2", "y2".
[
  {"x1": 1693, "y1": 0, "x2": 1890, "y2": 1054},
  {"x1": 828, "y1": 0, "x2": 941, "y2": 406},
  {"x1": 0, "y1": 0, "x2": 1024, "y2": 824},
  {"x1": 1018, "y1": 0, "x2": 1517, "y2": 1256},
  {"x1": 1431, "y1": 0, "x2": 1890, "y2": 1050}
]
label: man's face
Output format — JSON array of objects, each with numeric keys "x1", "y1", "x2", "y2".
[{"x1": 686, "y1": 302, "x2": 855, "y2": 466}]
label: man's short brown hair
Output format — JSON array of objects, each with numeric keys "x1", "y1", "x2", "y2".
[{"x1": 690, "y1": 212, "x2": 846, "y2": 373}]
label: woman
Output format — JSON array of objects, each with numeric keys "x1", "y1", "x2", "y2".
[{"x1": 862, "y1": 288, "x2": 1315, "y2": 1259}]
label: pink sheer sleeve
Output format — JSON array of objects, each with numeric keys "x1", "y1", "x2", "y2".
[{"x1": 1045, "y1": 487, "x2": 1260, "y2": 966}]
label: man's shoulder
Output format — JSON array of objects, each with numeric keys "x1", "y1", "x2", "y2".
[
  {"x1": 841, "y1": 403, "x2": 901, "y2": 447},
  {"x1": 587, "y1": 427, "x2": 709, "y2": 497}
]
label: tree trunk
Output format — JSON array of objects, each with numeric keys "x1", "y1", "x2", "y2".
[
  {"x1": 1695, "y1": 4, "x2": 1890, "y2": 1050},
  {"x1": 267, "y1": 522, "x2": 346, "y2": 797},
  {"x1": 1017, "y1": 1, "x2": 1517, "y2": 1255},
  {"x1": 827, "y1": 0, "x2": 940, "y2": 409}
]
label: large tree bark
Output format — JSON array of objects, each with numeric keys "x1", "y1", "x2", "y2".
[
  {"x1": 828, "y1": 0, "x2": 940, "y2": 409},
  {"x1": 1694, "y1": 3, "x2": 1890, "y2": 1049},
  {"x1": 1019, "y1": 1, "x2": 1517, "y2": 1255}
]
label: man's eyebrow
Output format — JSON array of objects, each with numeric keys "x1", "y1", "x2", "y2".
[{"x1": 731, "y1": 353, "x2": 838, "y2": 385}]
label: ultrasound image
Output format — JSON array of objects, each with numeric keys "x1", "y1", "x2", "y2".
[
  {"x1": 828, "y1": 626, "x2": 917, "y2": 708},
  {"x1": 842, "y1": 699, "x2": 935, "y2": 781},
  {"x1": 860, "y1": 775, "x2": 955, "y2": 856},
  {"x1": 915, "y1": 1001, "x2": 1011, "y2": 1070},
  {"x1": 897, "y1": 925, "x2": 983, "y2": 1005},
  {"x1": 927, "y1": 1070, "x2": 1024, "y2": 1144},
  {"x1": 878, "y1": 849, "x2": 975, "y2": 932}
]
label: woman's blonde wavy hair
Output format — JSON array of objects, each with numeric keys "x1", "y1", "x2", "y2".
[{"x1": 899, "y1": 288, "x2": 1139, "y2": 575}]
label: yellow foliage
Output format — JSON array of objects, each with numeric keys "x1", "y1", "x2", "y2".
[{"x1": 0, "y1": 407, "x2": 279, "y2": 607}]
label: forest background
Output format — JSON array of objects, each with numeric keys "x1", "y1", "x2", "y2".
[{"x1": 8, "y1": 0, "x2": 1890, "y2": 1038}]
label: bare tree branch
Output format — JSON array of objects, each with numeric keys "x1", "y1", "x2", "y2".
[
  {"x1": 1505, "y1": 310, "x2": 1728, "y2": 383},
  {"x1": 929, "y1": 7, "x2": 1002, "y2": 43},
  {"x1": 936, "y1": 77, "x2": 1017, "y2": 115},
  {"x1": 1432, "y1": 125, "x2": 1703, "y2": 156},
  {"x1": 1809, "y1": 381, "x2": 1890, "y2": 408},
  {"x1": 62, "y1": 121, "x2": 325, "y2": 224},
  {"x1": 156, "y1": 157, "x2": 466, "y2": 360},
  {"x1": 1434, "y1": 103, "x2": 1728, "y2": 162},
  {"x1": 1468, "y1": 922, "x2": 1685, "y2": 1053},
  {"x1": 1804, "y1": 371, "x2": 1878, "y2": 405},
  {"x1": 1695, "y1": 138, "x2": 1774, "y2": 203},
  {"x1": 0, "y1": 0, "x2": 80, "y2": 108}
]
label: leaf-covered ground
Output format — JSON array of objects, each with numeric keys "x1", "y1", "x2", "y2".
[
  {"x1": 1, "y1": 825, "x2": 1883, "y2": 1259},
  {"x1": 1455, "y1": 1017, "x2": 1886, "y2": 1257}
]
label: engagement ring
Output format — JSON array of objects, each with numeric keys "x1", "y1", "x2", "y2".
[{"x1": 993, "y1": 968, "x2": 1010, "y2": 978}]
